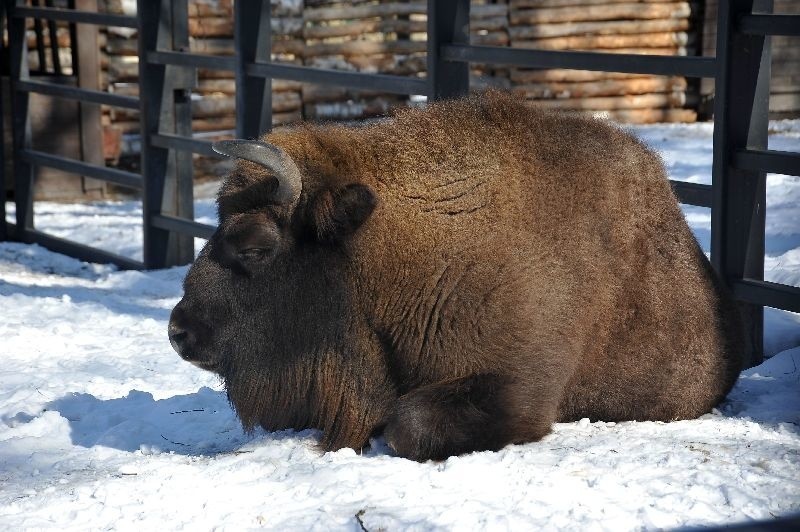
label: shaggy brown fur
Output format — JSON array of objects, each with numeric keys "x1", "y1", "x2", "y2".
[{"x1": 169, "y1": 90, "x2": 743, "y2": 461}]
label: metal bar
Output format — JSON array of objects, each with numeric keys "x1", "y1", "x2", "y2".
[
  {"x1": 44, "y1": 0, "x2": 62, "y2": 75},
  {"x1": 151, "y1": 133, "x2": 217, "y2": 157},
  {"x1": 8, "y1": 1, "x2": 34, "y2": 232},
  {"x1": 427, "y1": 0, "x2": 470, "y2": 100},
  {"x1": 739, "y1": 14, "x2": 800, "y2": 36},
  {"x1": 147, "y1": 50, "x2": 235, "y2": 71},
  {"x1": 246, "y1": 62, "x2": 428, "y2": 95},
  {"x1": 733, "y1": 149, "x2": 800, "y2": 177},
  {"x1": 0, "y1": 2, "x2": 7, "y2": 241},
  {"x1": 670, "y1": 180, "x2": 713, "y2": 208},
  {"x1": 12, "y1": 6, "x2": 137, "y2": 28},
  {"x1": 235, "y1": 0, "x2": 272, "y2": 138},
  {"x1": 151, "y1": 214, "x2": 216, "y2": 240},
  {"x1": 138, "y1": 0, "x2": 172, "y2": 268},
  {"x1": 32, "y1": 1, "x2": 47, "y2": 74},
  {"x1": 6, "y1": 223, "x2": 144, "y2": 269},
  {"x1": 732, "y1": 279, "x2": 800, "y2": 314},
  {"x1": 68, "y1": 0, "x2": 79, "y2": 79},
  {"x1": 21, "y1": 149, "x2": 143, "y2": 190},
  {"x1": 15, "y1": 79, "x2": 139, "y2": 108},
  {"x1": 711, "y1": 0, "x2": 772, "y2": 367},
  {"x1": 441, "y1": 44, "x2": 718, "y2": 79}
]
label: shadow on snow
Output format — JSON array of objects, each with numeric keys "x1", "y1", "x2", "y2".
[
  {"x1": 42, "y1": 387, "x2": 256, "y2": 456},
  {"x1": 0, "y1": 279, "x2": 174, "y2": 320}
]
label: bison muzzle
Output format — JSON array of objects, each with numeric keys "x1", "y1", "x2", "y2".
[{"x1": 169, "y1": 91, "x2": 743, "y2": 461}]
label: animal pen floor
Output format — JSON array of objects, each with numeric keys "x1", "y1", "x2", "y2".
[{"x1": 1, "y1": 120, "x2": 799, "y2": 530}]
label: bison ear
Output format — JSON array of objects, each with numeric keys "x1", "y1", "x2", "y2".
[{"x1": 307, "y1": 184, "x2": 377, "y2": 243}]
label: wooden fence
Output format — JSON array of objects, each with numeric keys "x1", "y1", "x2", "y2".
[
  {"x1": 19, "y1": 0, "x2": 710, "y2": 165},
  {"x1": 10, "y1": 0, "x2": 799, "y2": 173}
]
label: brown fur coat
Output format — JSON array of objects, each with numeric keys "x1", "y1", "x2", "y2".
[{"x1": 169, "y1": 91, "x2": 743, "y2": 460}]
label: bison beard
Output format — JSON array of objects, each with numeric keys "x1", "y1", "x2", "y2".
[{"x1": 168, "y1": 90, "x2": 744, "y2": 462}]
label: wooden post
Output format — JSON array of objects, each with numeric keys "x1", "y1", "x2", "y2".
[{"x1": 74, "y1": 0, "x2": 105, "y2": 198}]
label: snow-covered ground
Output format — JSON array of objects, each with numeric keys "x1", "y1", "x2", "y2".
[{"x1": 1, "y1": 121, "x2": 799, "y2": 530}]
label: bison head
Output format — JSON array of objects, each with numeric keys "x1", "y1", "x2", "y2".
[{"x1": 168, "y1": 139, "x2": 388, "y2": 447}]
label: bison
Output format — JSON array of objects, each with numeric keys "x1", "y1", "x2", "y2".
[{"x1": 168, "y1": 90, "x2": 743, "y2": 461}]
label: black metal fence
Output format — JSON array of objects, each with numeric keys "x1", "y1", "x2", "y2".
[{"x1": 1, "y1": 0, "x2": 799, "y2": 362}]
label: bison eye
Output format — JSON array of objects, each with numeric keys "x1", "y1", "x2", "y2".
[
  {"x1": 236, "y1": 247, "x2": 272, "y2": 262},
  {"x1": 214, "y1": 213, "x2": 282, "y2": 270}
]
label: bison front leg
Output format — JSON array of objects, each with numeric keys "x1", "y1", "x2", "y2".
[{"x1": 382, "y1": 374, "x2": 553, "y2": 461}]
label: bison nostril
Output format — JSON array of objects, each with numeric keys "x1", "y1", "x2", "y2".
[
  {"x1": 170, "y1": 330, "x2": 188, "y2": 345},
  {"x1": 168, "y1": 322, "x2": 191, "y2": 357},
  {"x1": 169, "y1": 332, "x2": 187, "y2": 354}
]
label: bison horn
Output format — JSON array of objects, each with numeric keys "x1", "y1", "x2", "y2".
[{"x1": 212, "y1": 139, "x2": 303, "y2": 207}]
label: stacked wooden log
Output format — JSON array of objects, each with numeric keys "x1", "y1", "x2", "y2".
[
  {"x1": 299, "y1": 0, "x2": 426, "y2": 120},
  {"x1": 469, "y1": 1, "x2": 511, "y2": 91},
  {"x1": 100, "y1": 0, "x2": 139, "y2": 139},
  {"x1": 508, "y1": 0, "x2": 699, "y2": 123},
  {"x1": 300, "y1": 1, "x2": 513, "y2": 119}
]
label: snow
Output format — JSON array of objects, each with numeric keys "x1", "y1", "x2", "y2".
[{"x1": 2, "y1": 121, "x2": 799, "y2": 530}]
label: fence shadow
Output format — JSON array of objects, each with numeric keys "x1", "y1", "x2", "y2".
[
  {"x1": 0, "y1": 279, "x2": 173, "y2": 320},
  {"x1": 0, "y1": 242, "x2": 188, "y2": 319}
]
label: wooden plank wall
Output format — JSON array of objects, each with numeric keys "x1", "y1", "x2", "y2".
[
  {"x1": 701, "y1": 0, "x2": 800, "y2": 119},
  {"x1": 298, "y1": 0, "x2": 426, "y2": 121},
  {"x1": 18, "y1": 0, "x2": 798, "y2": 167},
  {"x1": 300, "y1": 0, "x2": 510, "y2": 119},
  {"x1": 508, "y1": 0, "x2": 699, "y2": 123}
]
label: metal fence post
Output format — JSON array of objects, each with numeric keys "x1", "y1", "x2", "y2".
[
  {"x1": 235, "y1": 0, "x2": 272, "y2": 139},
  {"x1": 0, "y1": 2, "x2": 7, "y2": 242},
  {"x1": 711, "y1": 0, "x2": 773, "y2": 367},
  {"x1": 427, "y1": 0, "x2": 470, "y2": 101},
  {"x1": 8, "y1": 0, "x2": 34, "y2": 235},
  {"x1": 138, "y1": 0, "x2": 194, "y2": 268},
  {"x1": 138, "y1": 0, "x2": 168, "y2": 268}
]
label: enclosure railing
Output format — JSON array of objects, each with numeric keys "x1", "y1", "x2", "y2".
[
  {"x1": 3, "y1": 0, "x2": 143, "y2": 268},
  {"x1": 1, "y1": 0, "x2": 798, "y2": 364}
]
